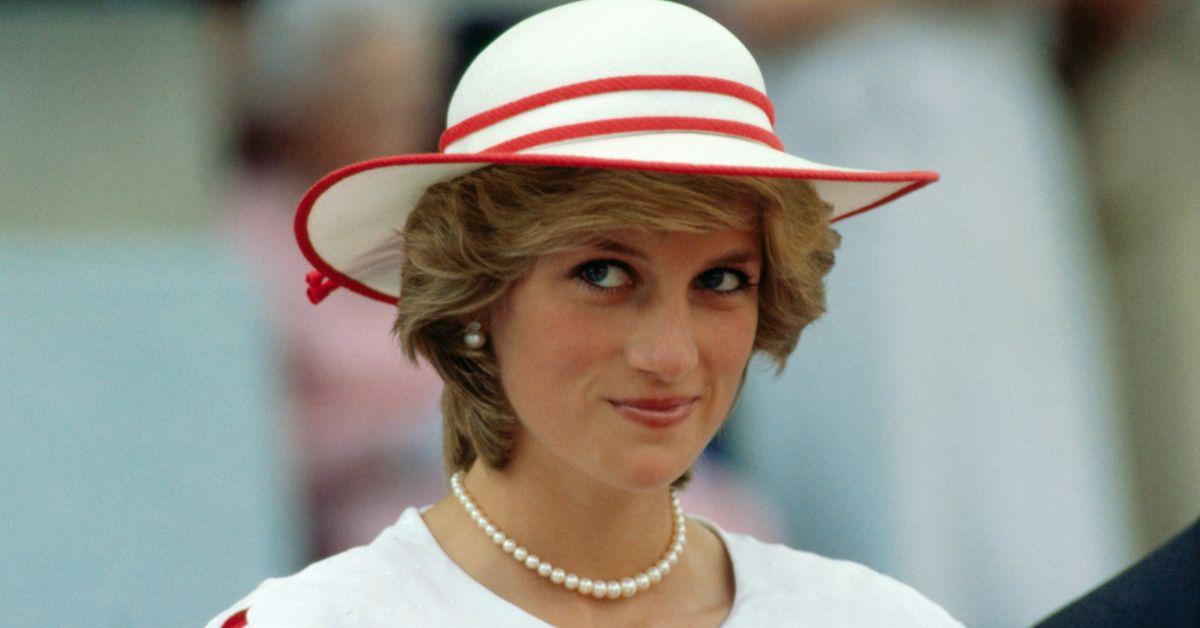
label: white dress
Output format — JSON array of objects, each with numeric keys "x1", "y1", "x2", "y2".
[{"x1": 206, "y1": 507, "x2": 960, "y2": 627}]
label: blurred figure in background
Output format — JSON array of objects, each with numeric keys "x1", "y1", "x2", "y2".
[
  {"x1": 225, "y1": 0, "x2": 450, "y2": 557},
  {"x1": 1065, "y1": 0, "x2": 1200, "y2": 555},
  {"x1": 3, "y1": 4, "x2": 313, "y2": 623},
  {"x1": 704, "y1": 0, "x2": 1172, "y2": 624}
]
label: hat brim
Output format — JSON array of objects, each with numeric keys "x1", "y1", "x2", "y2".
[{"x1": 296, "y1": 132, "x2": 938, "y2": 305}]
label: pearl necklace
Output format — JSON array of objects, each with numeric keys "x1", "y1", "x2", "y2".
[{"x1": 449, "y1": 471, "x2": 687, "y2": 600}]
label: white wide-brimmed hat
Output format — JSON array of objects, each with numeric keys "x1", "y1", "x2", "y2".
[{"x1": 297, "y1": 0, "x2": 938, "y2": 305}]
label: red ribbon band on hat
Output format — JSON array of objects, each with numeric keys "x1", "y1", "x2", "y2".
[
  {"x1": 484, "y1": 115, "x2": 783, "y2": 153},
  {"x1": 306, "y1": 77, "x2": 783, "y2": 305},
  {"x1": 440, "y1": 74, "x2": 777, "y2": 152}
]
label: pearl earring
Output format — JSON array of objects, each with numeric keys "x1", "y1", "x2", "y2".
[{"x1": 463, "y1": 321, "x2": 486, "y2": 349}]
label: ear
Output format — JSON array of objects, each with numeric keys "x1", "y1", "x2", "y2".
[{"x1": 478, "y1": 287, "x2": 518, "y2": 332}]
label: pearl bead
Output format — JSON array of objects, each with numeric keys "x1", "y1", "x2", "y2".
[
  {"x1": 492, "y1": 532, "x2": 505, "y2": 544},
  {"x1": 564, "y1": 574, "x2": 579, "y2": 590},
  {"x1": 672, "y1": 541, "x2": 684, "y2": 554},
  {"x1": 502, "y1": 539, "x2": 516, "y2": 553},
  {"x1": 648, "y1": 568, "x2": 662, "y2": 583},
  {"x1": 578, "y1": 578, "x2": 593, "y2": 595},
  {"x1": 658, "y1": 560, "x2": 671, "y2": 574},
  {"x1": 514, "y1": 547, "x2": 528, "y2": 561},
  {"x1": 621, "y1": 578, "x2": 637, "y2": 597},
  {"x1": 551, "y1": 568, "x2": 566, "y2": 584},
  {"x1": 485, "y1": 524, "x2": 496, "y2": 536},
  {"x1": 667, "y1": 552, "x2": 679, "y2": 565},
  {"x1": 606, "y1": 581, "x2": 622, "y2": 599},
  {"x1": 635, "y1": 574, "x2": 650, "y2": 590},
  {"x1": 592, "y1": 581, "x2": 608, "y2": 598},
  {"x1": 538, "y1": 563, "x2": 553, "y2": 577},
  {"x1": 524, "y1": 555, "x2": 539, "y2": 569}
]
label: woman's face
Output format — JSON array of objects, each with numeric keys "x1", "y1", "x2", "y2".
[{"x1": 488, "y1": 226, "x2": 761, "y2": 491}]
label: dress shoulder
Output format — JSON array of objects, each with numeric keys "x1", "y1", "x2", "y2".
[
  {"x1": 204, "y1": 509, "x2": 434, "y2": 627},
  {"x1": 716, "y1": 527, "x2": 963, "y2": 627},
  {"x1": 204, "y1": 576, "x2": 357, "y2": 628}
]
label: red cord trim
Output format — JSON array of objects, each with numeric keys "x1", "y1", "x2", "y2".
[
  {"x1": 221, "y1": 608, "x2": 249, "y2": 628},
  {"x1": 294, "y1": 151, "x2": 939, "y2": 306},
  {"x1": 440, "y1": 75, "x2": 775, "y2": 151},
  {"x1": 484, "y1": 116, "x2": 783, "y2": 153},
  {"x1": 831, "y1": 179, "x2": 935, "y2": 223},
  {"x1": 305, "y1": 268, "x2": 340, "y2": 304}
]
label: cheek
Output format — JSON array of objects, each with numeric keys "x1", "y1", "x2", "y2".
[
  {"x1": 704, "y1": 306, "x2": 758, "y2": 388},
  {"x1": 724, "y1": 302, "x2": 758, "y2": 345},
  {"x1": 496, "y1": 298, "x2": 616, "y2": 422}
]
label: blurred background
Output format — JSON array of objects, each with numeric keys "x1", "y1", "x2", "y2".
[{"x1": 1, "y1": 0, "x2": 1196, "y2": 625}]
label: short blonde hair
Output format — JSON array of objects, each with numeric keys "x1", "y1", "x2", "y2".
[{"x1": 393, "y1": 165, "x2": 839, "y2": 483}]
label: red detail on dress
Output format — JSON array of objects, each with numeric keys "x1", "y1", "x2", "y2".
[
  {"x1": 483, "y1": 116, "x2": 784, "y2": 153},
  {"x1": 221, "y1": 608, "x2": 249, "y2": 628},
  {"x1": 306, "y1": 268, "x2": 339, "y2": 304},
  {"x1": 439, "y1": 74, "x2": 776, "y2": 151}
]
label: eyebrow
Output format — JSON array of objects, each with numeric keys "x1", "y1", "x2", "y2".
[{"x1": 591, "y1": 238, "x2": 760, "y2": 268}]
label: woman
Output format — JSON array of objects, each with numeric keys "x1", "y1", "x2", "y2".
[{"x1": 208, "y1": 0, "x2": 956, "y2": 625}]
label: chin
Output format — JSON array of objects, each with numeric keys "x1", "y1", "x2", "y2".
[{"x1": 600, "y1": 455, "x2": 693, "y2": 493}]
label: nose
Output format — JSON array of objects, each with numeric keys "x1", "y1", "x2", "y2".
[{"x1": 623, "y1": 293, "x2": 699, "y2": 384}]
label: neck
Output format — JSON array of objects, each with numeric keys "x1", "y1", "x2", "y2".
[{"x1": 455, "y1": 456, "x2": 677, "y2": 581}]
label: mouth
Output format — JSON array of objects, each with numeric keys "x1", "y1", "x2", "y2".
[{"x1": 607, "y1": 397, "x2": 698, "y2": 429}]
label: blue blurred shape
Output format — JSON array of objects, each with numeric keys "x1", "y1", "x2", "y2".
[{"x1": 0, "y1": 234, "x2": 304, "y2": 626}]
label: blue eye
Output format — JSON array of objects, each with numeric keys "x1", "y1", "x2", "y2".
[
  {"x1": 698, "y1": 268, "x2": 753, "y2": 293},
  {"x1": 576, "y1": 260, "x2": 633, "y2": 291}
]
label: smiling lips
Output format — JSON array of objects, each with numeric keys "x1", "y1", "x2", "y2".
[{"x1": 608, "y1": 397, "x2": 698, "y2": 428}]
